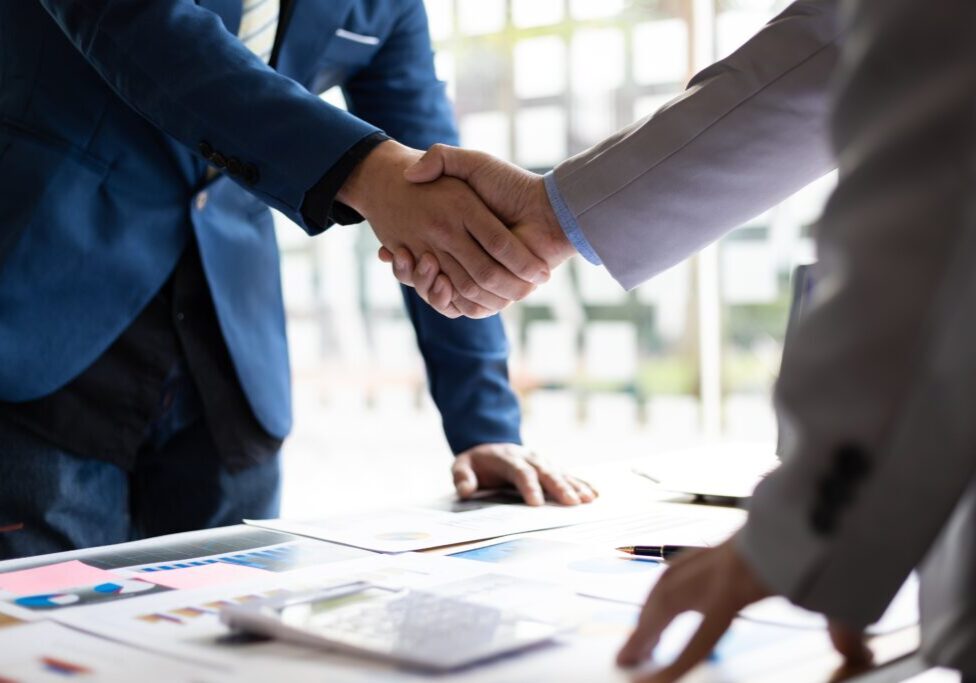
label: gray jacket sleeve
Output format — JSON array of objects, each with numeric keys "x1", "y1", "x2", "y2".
[
  {"x1": 551, "y1": 0, "x2": 840, "y2": 289},
  {"x1": 739, "y1": 0, "x2": 976, "y2": 630}
]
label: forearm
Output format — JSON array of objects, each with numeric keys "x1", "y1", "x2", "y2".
[
  {"x1": 401, "y1": 287, "x2": 521, "y2": 453},
  {"x1": 551, "y1": 0, "x2": 841, "y2": 289}
]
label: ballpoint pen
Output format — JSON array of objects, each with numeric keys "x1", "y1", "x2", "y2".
[{"x1": 615, "y1": 545, "x2": 704, "y2": 561}]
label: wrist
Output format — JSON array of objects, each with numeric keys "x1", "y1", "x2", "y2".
[
  {"x1": 529, "y1": 176, "x2": 577, "y2": 266},
  {"x1": 336, "y1": 139, "x2": 419, "y2": 216}
]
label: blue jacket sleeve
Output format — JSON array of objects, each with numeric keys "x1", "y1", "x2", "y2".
[
  {"x1": 37, "y1": 0, "x2": 381, "y2": 233},
  {"x1": 401, "y1": 288, "x2": 523, "y2": 454},
  {"x1": 341, "y1": 0, "x2": 522, "y2": 452}
]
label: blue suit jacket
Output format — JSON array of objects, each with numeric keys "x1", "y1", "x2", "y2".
[{"x1": 0, "y1": 0, "x2": 521, "y2": 453}]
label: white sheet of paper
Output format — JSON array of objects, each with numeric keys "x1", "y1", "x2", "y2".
[
  {"x1": 447, "y1": 502, "x2": 746, "y2": 605},
  {"x1": 631, "y1": 442, "x2": 780, "y2": 499},
  {"x1": 245, "y1": 496, "x2": 626, "y2": 552},
  {"x1": 740, "y1": 573, "x2": 919, "y2": 635},
  {"x1": 52, "y1": 554, "x2": 587, "y2": 681},
  {"x1": 449, "y1": 536, "x2": 667, "y2": 605},
  {"x1": 0, "y1": 620, "x2": 227, "y2": 682},
  {"x1": 54, "y1": 555, "x2": 443, "y2": 674},
  {"x1": 537, "y1": 502, "x2": 748, "y2": 548}
]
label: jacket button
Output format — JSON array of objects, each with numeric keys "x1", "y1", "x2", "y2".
[
  {"x1": 810, "y1": 504, "x2": 836, "y2": 535},
  {"x1": 198, "y1": 141, "x2": 214, "y2": 158},
  {"x1": 242, "y1": 163, "x2": 259, "y2": 185},
  {"x1": 817, "y1": 475, "x2": 852, "y2": 507},
  {"x1": 227, "y1": 157, "x2": 243, "y2": 177},
  {"x1": 195, "y1": 191, "x2": 208, "y2": 211},
  {"x1": 835, "y1": 443, "x2": 871, "y2": 479}
]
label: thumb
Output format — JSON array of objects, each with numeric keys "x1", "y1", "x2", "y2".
[
  {"x1": 452, "y1": 455, "x2": 479, "y2": 498},
  {"x1": 403, "y1": 144, "x2": 451, "y2": 184},
  {"x1": 404, "y1": 144, "x2": 487, "y2": 184}
]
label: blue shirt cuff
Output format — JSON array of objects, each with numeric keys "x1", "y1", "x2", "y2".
[{"x1": 543, "y1": 171, "x2": 602, "y2": 265}]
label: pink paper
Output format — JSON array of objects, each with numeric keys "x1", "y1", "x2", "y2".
[
  {"x1": 0, "y1": 560, "x2": 122, "y2": 596},
  {"x1": 137, "y1": 562, "x2": 270, "y2": 590}
]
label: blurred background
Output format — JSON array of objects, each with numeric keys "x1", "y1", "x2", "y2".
[{"x1": 279, "y1": 0, "x2": 835, "y2": 516}]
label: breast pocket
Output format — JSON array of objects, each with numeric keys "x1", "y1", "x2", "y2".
[
  {"x1": 323, "y1": 29, "x2": 382, "y2": 65},
  {"x1": 311, "y1": 31, "x2": 383, "y2": 93}
]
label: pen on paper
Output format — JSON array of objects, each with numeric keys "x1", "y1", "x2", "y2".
[{"x1": 616, "y1": 545, "x2": 705, "y2": 561}]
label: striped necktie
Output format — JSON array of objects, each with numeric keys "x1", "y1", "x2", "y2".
[{"x1": 239, "y1": 0, "x2": 280, "y2": 63}]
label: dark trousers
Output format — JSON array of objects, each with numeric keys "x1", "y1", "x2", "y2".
[{"x1": 0, "y1": 364, "x2": 280, "y2": 560}]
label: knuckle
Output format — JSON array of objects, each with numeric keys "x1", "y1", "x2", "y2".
[
  {"x1": 430, "y1": 219, "x2": 452, "y2": 238},
  {"x1": 486, "y1": 230, "x2": 513, "y2": 258},
  {"x1": 476, "y1": 264, "x2": 504, "y2": 290},
  {"x1": 512, "y1": 281, "x2": 534, "y2": 299},
  {"x1": 533, "y1": 463, "x2": 554, "y2": 478},
  {"x1": 455, "y1": 298, "x2": 480, "y2": 317},
  {"x1": 459, "y1": 281, "x2": 482, "y2": 300}
]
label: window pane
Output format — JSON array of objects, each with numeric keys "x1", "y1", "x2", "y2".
[
  {"x1": 457, "y1": 0, "x2": 505, "y2": 36},
  {"x1": 569, "y1": 0, "x2": 625, "y2": 20},
  {"x1": 570, "y1": 28, "x2": 624, "y2": 93},
  {"x1": 511, "y1": 0, "x2": 563, "y2": 28},
  {"x1": 459, "y1": 111, "x2": 511, "y2": 160},
  {"x1": 716, "y1": 8, "x2": 774, "y2": 58},
  {"x1": 425, "y1": 0, "x2": 454, "y2": 41},
  {"x1": 455, "y1": 45, "x2": 506, "y2": 111},
  {"x1": 515, "y1": 107, "x2": 567, "y2": 168},
  {"x1": 572, "y1": 93, "x2": 616, "y2": 148},
  {"x1": 584, "y1": 323, "x2": 637, "y2": 381},
  {"x1": 633, "y1": 19, "x2": 689, "y2": 85},
  {"x1": 434, "y1": 51, "x2": 456, "y2": 102},
  {"x1": 514, "y1": 36, "x2": 567, "y2": 99},
  {"x1": 720, "y1": 226, "x2": 778, "y2": 305}
]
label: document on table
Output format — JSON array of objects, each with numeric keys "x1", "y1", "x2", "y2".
[
  {"x1": 0, "y1": 620, "x2": 228, "y2": 682},
  {"x1": 631, "y1": 441, "x2": 779, "y2": 499},
  {"x1": 740, "y1": 573, "x2": 919, "y2": 635},
  {"x1": 537, "y1": 501, "x2": 747, "y2": 548},
  {"x1": 448, "y1": 502, "x2": 747, "y2": 605},
  {"x1": 53, "y1": 553, "x2": 584, "y2": 680},
  {"x1": 245, "y1": 494, "x2": 626, "y2": 552},
  {"x1": 0, "y1": 536, "x2": 371, "y2": 621}
]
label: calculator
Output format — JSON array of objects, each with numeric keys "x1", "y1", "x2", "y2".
[{"x1": 219, "y1": 581, "x2": 562, "y2": 671}]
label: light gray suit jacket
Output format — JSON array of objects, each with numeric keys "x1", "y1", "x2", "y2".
[{"x1": 551, "y1": 0, "x2": 976, "y2": 675}]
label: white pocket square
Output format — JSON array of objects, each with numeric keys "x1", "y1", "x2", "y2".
[{"x1": 335, "y1": 28, "x2": 380, "y2": 46}]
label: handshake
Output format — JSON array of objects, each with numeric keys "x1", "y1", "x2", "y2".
[{"x1": 337, "y1": 140, "x2": 578, "y2": 319}]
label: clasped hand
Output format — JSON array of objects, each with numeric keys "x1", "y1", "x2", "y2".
[{"x1": 340, "y1": 141, "x2": 575, "y2": 318}]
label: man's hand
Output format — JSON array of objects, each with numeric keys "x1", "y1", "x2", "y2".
[
  {"x1": 338, "y1": 140, "x2": 551, "y2": 318},
  {"x1": 618, "y1": 540, "x2": 874, "y2": 682},
  {"x1": 377, "y1": 145, "x2": 577, "y2": 318},
  {"x1": 828, "y1": 620, "x2": 873, "y2": 673},
  {"x1": 618, "y1": 540, "x2": 769, "y2": 682},
  {"x1": 452, "y1": 443, "x2": 598, "y2": 507}
]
